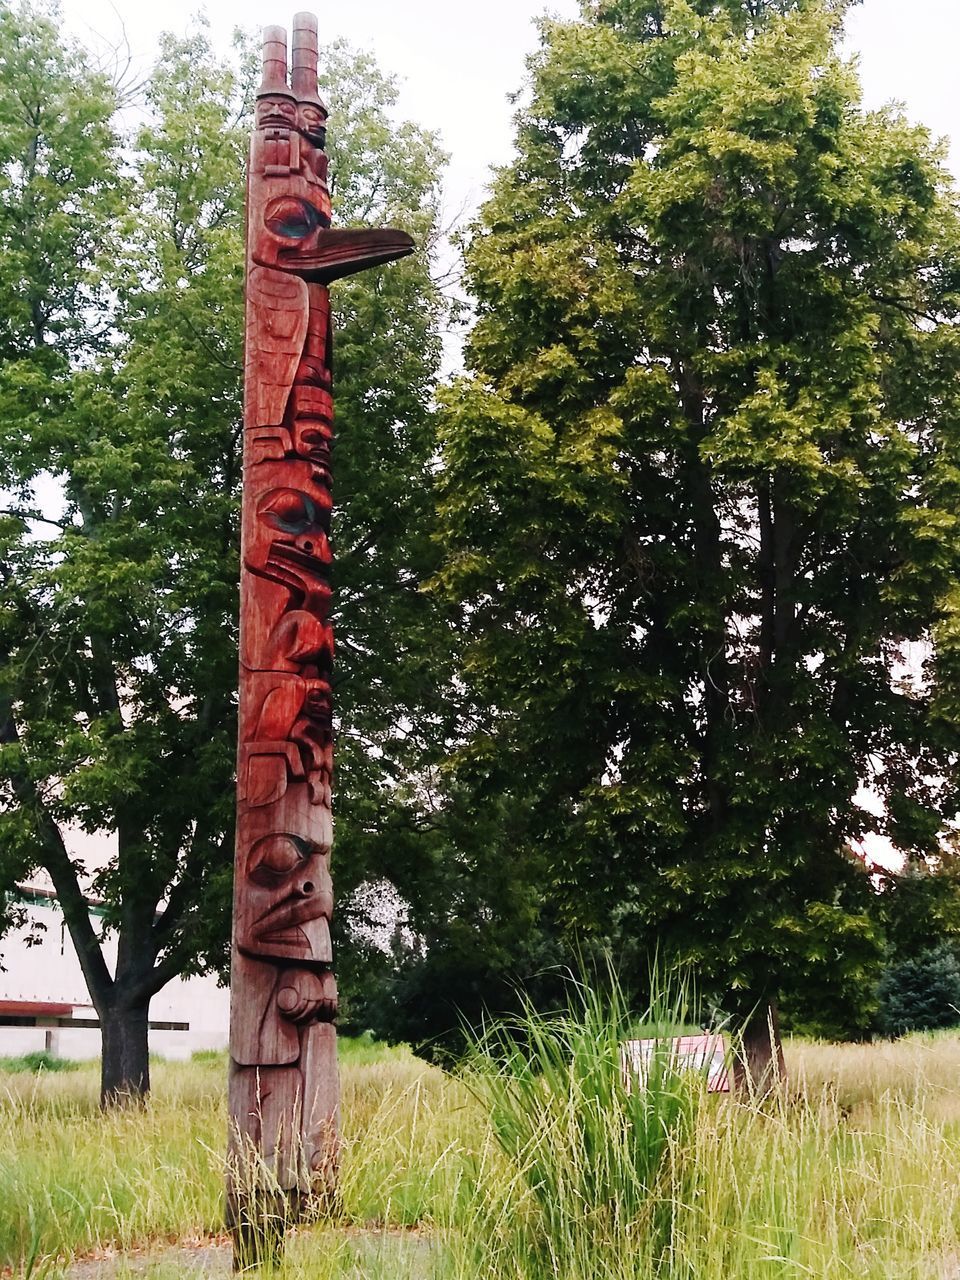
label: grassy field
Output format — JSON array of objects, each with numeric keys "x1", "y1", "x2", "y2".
[{"x1": 3, "y1": 1029, "x2": 960, "y2": 1277}]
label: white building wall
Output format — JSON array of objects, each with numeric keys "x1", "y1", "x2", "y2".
[{"x1": 1, "y1": 890, "x2": 230, "y2": 1061}]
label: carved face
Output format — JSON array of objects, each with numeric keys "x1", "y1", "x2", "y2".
[
  {"x1": 302, "y1": 681, "x2": 333, "y2": 730},
  {"x1": 291, "y1": 356, "x2": 333, "y2": 476},
  {"x1": 258, "y1": 191, "x2": 336, "y2": 275},
  {"x1": 244, "y1": 461, "x2": 333, "y2": 599},
  {"x1": 241, "y1": 460, "x2": 334, "y2": 677},
  {"x1": 297, "y1": 102, "x2": 327, "y2": 145},
  {"x1": 292, "y1": 412, "x2": 333, "y2": 478},
  {"x1": 237, "y1": 830, "x2": 333, "y2": 963},
  {"x1": 256, "y1": 94, "x2": 297, "y2": 129}
]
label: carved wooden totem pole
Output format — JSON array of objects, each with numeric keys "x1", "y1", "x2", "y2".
[{"x1": 228, "y1": 13, "x2": 413, "y2": 1257}]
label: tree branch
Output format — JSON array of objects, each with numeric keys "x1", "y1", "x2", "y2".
[
  {"x1": 0, "y1": 508, "x2": 70, "y2": 530},
  {"x1": 0, "y1": 691, "x2": 113, "y2": 1009}
]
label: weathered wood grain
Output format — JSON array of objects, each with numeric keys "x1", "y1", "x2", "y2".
[{"x1": 227, "y1": 11, "x2": 414, "y2": 1262}]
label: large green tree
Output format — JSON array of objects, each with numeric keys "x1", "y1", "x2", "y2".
[
  {"x1": 0, "y1": 6, "x2": 446, "y2": 1101},
  {"x1": 434, "y1": 0, "x2": 960, "y2": 1067}
]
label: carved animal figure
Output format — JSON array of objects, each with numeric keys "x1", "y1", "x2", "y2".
[{"x1": 228, "y1": 12, "x2": 413, "y2": 1251}]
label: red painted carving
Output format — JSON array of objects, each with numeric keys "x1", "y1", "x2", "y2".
[{"x1": 228, "y1": 12, "x2": 413, "y2": 1248}]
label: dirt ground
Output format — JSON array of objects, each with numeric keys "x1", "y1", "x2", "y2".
[
  {"x1": 59, "y1": 1228, "x2": 433, "y2": 1278},
  {"x1": 61, "y1": 1238, "x2": 232, "y2": 1277}
]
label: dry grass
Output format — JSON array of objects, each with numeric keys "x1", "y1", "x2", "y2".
[
  {"x1": 792, "y1": 1031, "x2": 960, "y2": 1119},
  {"x1": 3, "y1": 1033, "x2": 960, "y2": 1277}
]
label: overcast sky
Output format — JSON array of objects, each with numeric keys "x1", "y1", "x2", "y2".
[{"x1": 58, "y1": 0, "x2": 960, "y2": 224}]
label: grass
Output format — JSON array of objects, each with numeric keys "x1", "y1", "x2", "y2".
[
  {"x1": 454, "y1": 975, "x2": 703, "y2": 1280},
  {"x1": 4, "y1": 1027, "x2": 960, "y2": 1277},
  {"x1": 0, "y1": 1052, "x2": 79, "y2": 1074}
]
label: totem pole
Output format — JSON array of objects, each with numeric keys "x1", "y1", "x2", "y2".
[{"x1": 228, "y1": 12, "x2": 413, "y2": 1256}]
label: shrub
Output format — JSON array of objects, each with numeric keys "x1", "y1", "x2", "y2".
[
  {"x1": 0, "y1": 1050, "x2": 81, "y2": 1074},
  {"x1": 876, "y1": 945, "x2": 960, "y2": 1037}
]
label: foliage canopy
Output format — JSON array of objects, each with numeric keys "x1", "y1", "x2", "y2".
[
  {"x1": 433, "y1": 0, "x2": 960, "y2": 1037},
  {"x1": 0, "y1": 3, "x2": 447, "y2": 1095}
]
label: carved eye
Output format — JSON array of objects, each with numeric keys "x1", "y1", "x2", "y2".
[
  {"x1": 247, "y1": 834, "x2": 312, "y2": 885},
  {"x1": 260, "y1": 489, "x2": 317, "y2": 533},
  {"x1": 265, "y1": 197, "x2": 319, "y2": 239}
]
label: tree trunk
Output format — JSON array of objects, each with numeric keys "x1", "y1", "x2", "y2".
[
  {"x1": 100, "y1": 1001, "x2": 150, "y2": 1107},
  {"x1": 732, "y1": 998, "x2": 786, "y2": 1097}
]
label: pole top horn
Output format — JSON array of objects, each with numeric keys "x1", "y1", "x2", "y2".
[
  {"x1": 258, "y1": 24, "x2": 294, "y2": 99},
  {"x1": 291, "y1": 11, "x2": 326, "y2": 110}
]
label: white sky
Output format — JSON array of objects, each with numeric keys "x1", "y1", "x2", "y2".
[{"x1": 58, "y1": 0, "x2": 960, "y2": 223}]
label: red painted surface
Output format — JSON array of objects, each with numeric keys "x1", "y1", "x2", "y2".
[
  {"x1": 622, "y1": 1034, "x2": 731, "y2": 1093},
  {"x1": 0, "y1": 1000, "x2": 76, "y2": 1019},
  {"x1": 228, "y1": 11, "x2": 413, "y2": 1219}
]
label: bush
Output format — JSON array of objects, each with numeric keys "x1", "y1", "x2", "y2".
[
  {"x1": 0, "y1": 1050, "x2": 79, "y2": 1073},
  {"x1": 876, "y1": 945, "x2": 960, "y2": 1037}
]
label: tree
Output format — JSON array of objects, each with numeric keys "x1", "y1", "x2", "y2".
[
  {"x1": 312, "y1": 44, "x2": 452, "y2": 976},
  {"x1": 433, "y1": 0, "x2": 960, "y2": 1077},
  {"x1": 0, "y1": 7, "x2": 447, "y2": 1102},
  {"x1": 876, "y1": 945, "x2": 960, "y2": 1038},
  {"x1": 875, "y1": 849, "x2": 960, "y2": 964},
  {"x1": 340, "y1": 784, "x2": 576, "y2": 1058}
]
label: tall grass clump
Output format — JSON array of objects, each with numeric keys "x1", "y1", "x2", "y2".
[{"x1": 454, "y1": 973, "x2": 706, "y2": 1280}]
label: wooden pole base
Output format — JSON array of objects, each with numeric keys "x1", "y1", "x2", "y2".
[{"x1": 227, "y1": 1023, "x2": 340, "y2": 1268}]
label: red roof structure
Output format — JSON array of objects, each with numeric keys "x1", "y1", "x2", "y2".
[{"x1": 0, "y1": 1000, "x2": 78, "y2": 1019}]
